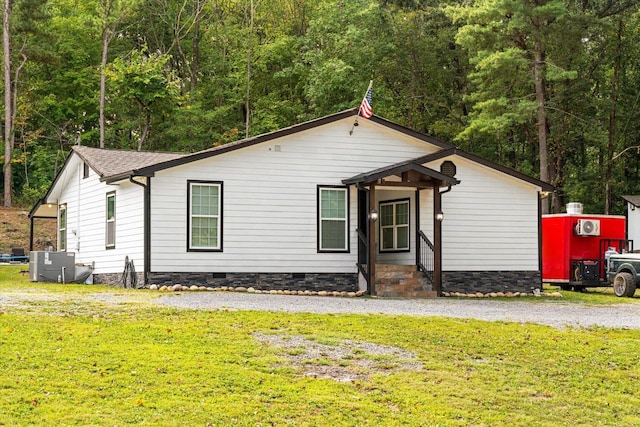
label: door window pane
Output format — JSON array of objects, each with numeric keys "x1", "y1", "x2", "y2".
[{"x1": 379, "y1": 200, "x2": 410, "y2": 251}]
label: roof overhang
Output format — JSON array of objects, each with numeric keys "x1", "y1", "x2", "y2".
[
  {"x1": 412, "y1": 147, "x2": 555, "y2": 192},
  {"x1": 28, "y1": 199, "x2": 58, "y2": 219},
  {"x1": 343, "y1": 161, "x2": 460, "y2": 188},
  {"x1": 622, "y1": 195, "x2": 640, "y2": 207}
]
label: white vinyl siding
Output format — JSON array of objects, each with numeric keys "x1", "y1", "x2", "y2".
[
  {"x1": 52, "y1": 158, "x2": 145, "y2": 276},
  {"x1": 146, "y1": 117, "x2": 542, "y2": 274},
  {"x1": 422, "y1": 156, "x2": 540, "y2": 271},
  {"x1": 149, "y1": 119, "x2": 438, "y2": 274},
  {"x1": 106, "y1": 192, "x2": 116, "y2": 248},
  {"x1": 318, "y1": 187, "x2": 348, "y2": 251},
  {"x1": 628, "y1": 205, "x2": 640, "y2": 249},
  {"x1": 188, "y1": 181, "x2": 222, "y2": 250},
  {"x1": 380, "y1": 199, "x2": 409, "y2": 252}
]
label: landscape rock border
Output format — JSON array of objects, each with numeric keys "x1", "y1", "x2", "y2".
[
  {"x1": 146, "y1": 284, "x2": 562, "y2": 299},
  {"x1": 443, "y1": 291, "x2": 563, "y2": 298},
  {"x1": 147, "y1": 284, "x2": 367, "y2": 297}
]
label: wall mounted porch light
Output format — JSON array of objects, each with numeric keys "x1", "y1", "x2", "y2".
[
  {"x1": 369, "y1": 208, "x2": 379, "y2": 221},
  {"x1": 436, "y1": 211, "x2": 444, "y2": 221}
]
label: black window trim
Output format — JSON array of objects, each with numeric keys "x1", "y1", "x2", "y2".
[
  {"x1": 105, "y1": 191, "x2": 116, "y2": 250},
  {"x1": 317, "y1": 185, "x2": 350, "y2": 253},
  {"x1": 379, "y1": 197, "x2": 411, "y2": 253},
  {"x1": 58, "y1": 203, "x2": 67, "y2": 252},
  {"x1": 187, "y1": 179, "x2": 224, "y2": 253}
]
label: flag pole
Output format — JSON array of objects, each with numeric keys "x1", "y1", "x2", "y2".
[{"x1": 350, "y1": 80, "x2": 373, "y2": 135}]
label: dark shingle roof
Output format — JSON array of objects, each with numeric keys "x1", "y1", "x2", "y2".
[
  {"x1": 622, "y1": 195, "x2": 640, "y2": 207},
  {"x1": 72, "y1": 145, "x2": 186, "y2": 179}
]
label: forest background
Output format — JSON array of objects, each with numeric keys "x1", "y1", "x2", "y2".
[{"x1": 1, "y1": 0, "x2": 639, "y2": 214}]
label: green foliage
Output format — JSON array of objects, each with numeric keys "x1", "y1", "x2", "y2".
[{"x1": 1, "y1": 0, "x2": 640, "y2": 210}]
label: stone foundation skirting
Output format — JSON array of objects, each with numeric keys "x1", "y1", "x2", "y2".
[
  {"x1": 442, "y1": 270, "x2": 542, "y2": 294},
  {"x1": 146, "y1": 272, "x2": 358, "y2": 293}
]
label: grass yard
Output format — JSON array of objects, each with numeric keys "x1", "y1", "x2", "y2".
[{"x1": 2, "y1": 266, "x2": 640, "y2": 426}]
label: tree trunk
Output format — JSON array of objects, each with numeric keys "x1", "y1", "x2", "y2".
[
  {"x1": 137, "y1": 112, "x2": 151, "y2": 151},
  {"x1": 605, "y1": 18, "x2": 623, "y2": 215},
  {"x1": 533, "y1": 37, "x2": 550, "y2": 213},
  {"x1": 3, "y1": 0, "x2": 12, "y2": 207},
  {"x1": 100, "y1": 28, "x2": 110, "y2": 149},
  {"x1": 191, "y1": 0, "x2": 202, "y2": 90},
  {"x1": 244, "y1": 0, "x2": 254, "y2": 139}
]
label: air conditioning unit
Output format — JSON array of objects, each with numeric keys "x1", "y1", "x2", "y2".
[
  {"x1": 575, "y1": 219, "x2": 600, "y2": 236},
  {"x1": 29, "y1": 251, "x2": 75, "y2": 282}
]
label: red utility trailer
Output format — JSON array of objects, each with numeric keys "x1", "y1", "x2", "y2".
[{"x1": 542, "y1": 213, "x2": 631, "y2": 290}]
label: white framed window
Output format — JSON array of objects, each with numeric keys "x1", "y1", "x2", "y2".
[
  {"x1": 318, "y1": 186, "x2": 349, "y2": 252},
  {"x1": 380, "y1": 199, "x2": 410, "y2": 252},
  {"x1": 106, "y1": 192, "x2": 116, "y2": 249},
  {"x1": 58, "y1": 204, "x2": 67, "y2": 251},
  {"x1": 188, "y1": 181, "x2": 222, "y2": 251}
]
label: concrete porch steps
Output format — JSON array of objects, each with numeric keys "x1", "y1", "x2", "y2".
[{"x1": 374, "y1": 264, "x2": 437, "y2": 298}]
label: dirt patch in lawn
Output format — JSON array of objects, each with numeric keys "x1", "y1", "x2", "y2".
[{"x1": 253, "y1": 332, "x2": 423, "y2": 382}]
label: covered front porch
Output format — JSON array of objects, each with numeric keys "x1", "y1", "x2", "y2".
[{"x1": 343, "y1": 159, "x2": 460, "y2": 297}]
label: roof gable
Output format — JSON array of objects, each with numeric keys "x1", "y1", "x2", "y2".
[
  {"x1": 415, "y1": 148, "x2": 554, "y2": 191},
  {"x1": 35, "y1": 109, "x2": 552, "y2": 197},
  {"x1": 343, "y1": 160, "x2": 460, "y2": 187},
  {"x1": 132, "y1": 109, "x2": 456, "y2": 179}
]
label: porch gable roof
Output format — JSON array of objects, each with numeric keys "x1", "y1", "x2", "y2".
[{"x1": 342, "y1": 160, "x2": 460, "y2": 187}]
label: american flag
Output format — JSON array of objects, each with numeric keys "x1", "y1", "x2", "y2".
[{"x1": 359, "y1": 84, "x2": 373, "y2": 118}]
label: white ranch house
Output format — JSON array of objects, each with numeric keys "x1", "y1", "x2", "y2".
[{"x1": 29, "y1": 109, "x2": 553, "y2": 296}]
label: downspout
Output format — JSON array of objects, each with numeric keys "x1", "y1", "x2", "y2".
[
  {"x1": 76, "y1": 164, "x2": 81, "y2": 252},
  {"x1": 537, "y1": 192, "x2": 543, "y2": 291},
  {"x1": 129, "y1": 176, "x2": 150, "y2": 286}
]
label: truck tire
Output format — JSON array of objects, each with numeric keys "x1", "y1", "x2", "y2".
[{"x1": 613, "y1": 272, "x2": 637, "y2": 297}]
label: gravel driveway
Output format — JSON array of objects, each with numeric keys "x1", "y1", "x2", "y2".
[{"x1": 156, "y1": 292, "x2": 640, "y2": 330}]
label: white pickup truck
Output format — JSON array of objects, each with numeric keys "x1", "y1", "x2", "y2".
[{"x1": 607, "y1": 253, "x2": 640, "y2": 297}]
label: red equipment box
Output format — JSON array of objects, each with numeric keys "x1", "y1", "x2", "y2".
[{"x1": 542, "y1": 214, "x2": 627, "y2": 284}]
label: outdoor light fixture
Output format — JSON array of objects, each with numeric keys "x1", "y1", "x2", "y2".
[
  {"x1": 436, "y1": 211, "x2": 444, "y2": 221},
  {"x1": 369, "y1": 208, "x2": 378, "y2": 221}
]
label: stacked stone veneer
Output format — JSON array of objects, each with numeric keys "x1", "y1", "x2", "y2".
[
  {"x1": 146, "y1": 272, "x2": 358, "y2": 293},
  {"x1": 94, "y1": 269, "x2": 541, "y2": 296},
  {"x1": 442, "y1": 271, "x2": 542, "y2": 294}
]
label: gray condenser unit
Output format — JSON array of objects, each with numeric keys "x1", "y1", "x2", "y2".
[{"x1": 29, "y1": 251, "x2": 76, "y2": 283}]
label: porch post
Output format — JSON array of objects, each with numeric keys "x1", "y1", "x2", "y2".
[
  {"x1": 368, "y1": 183, "x2": 377, "y2": 295},
  {"x1": 415, "y1": 189, "x2": 420, "y2": 267},
  {"x1": 29, "y1": 216, "x2": 34, "y2": 252},
  {"x1": 433, "y1": 186, "x2": 442, "y2": 296}
]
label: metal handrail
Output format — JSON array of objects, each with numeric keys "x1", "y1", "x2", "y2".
[
  {"x1": 417, "y1": 230, "x2": 434, "y2": 284},
  {"x1": 356, "y1": 228, "x2": 369, "y2": 287}
]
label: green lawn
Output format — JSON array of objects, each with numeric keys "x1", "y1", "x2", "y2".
[{"x1": 2, "y1": 265, "x2": 640, "y2": 426}]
